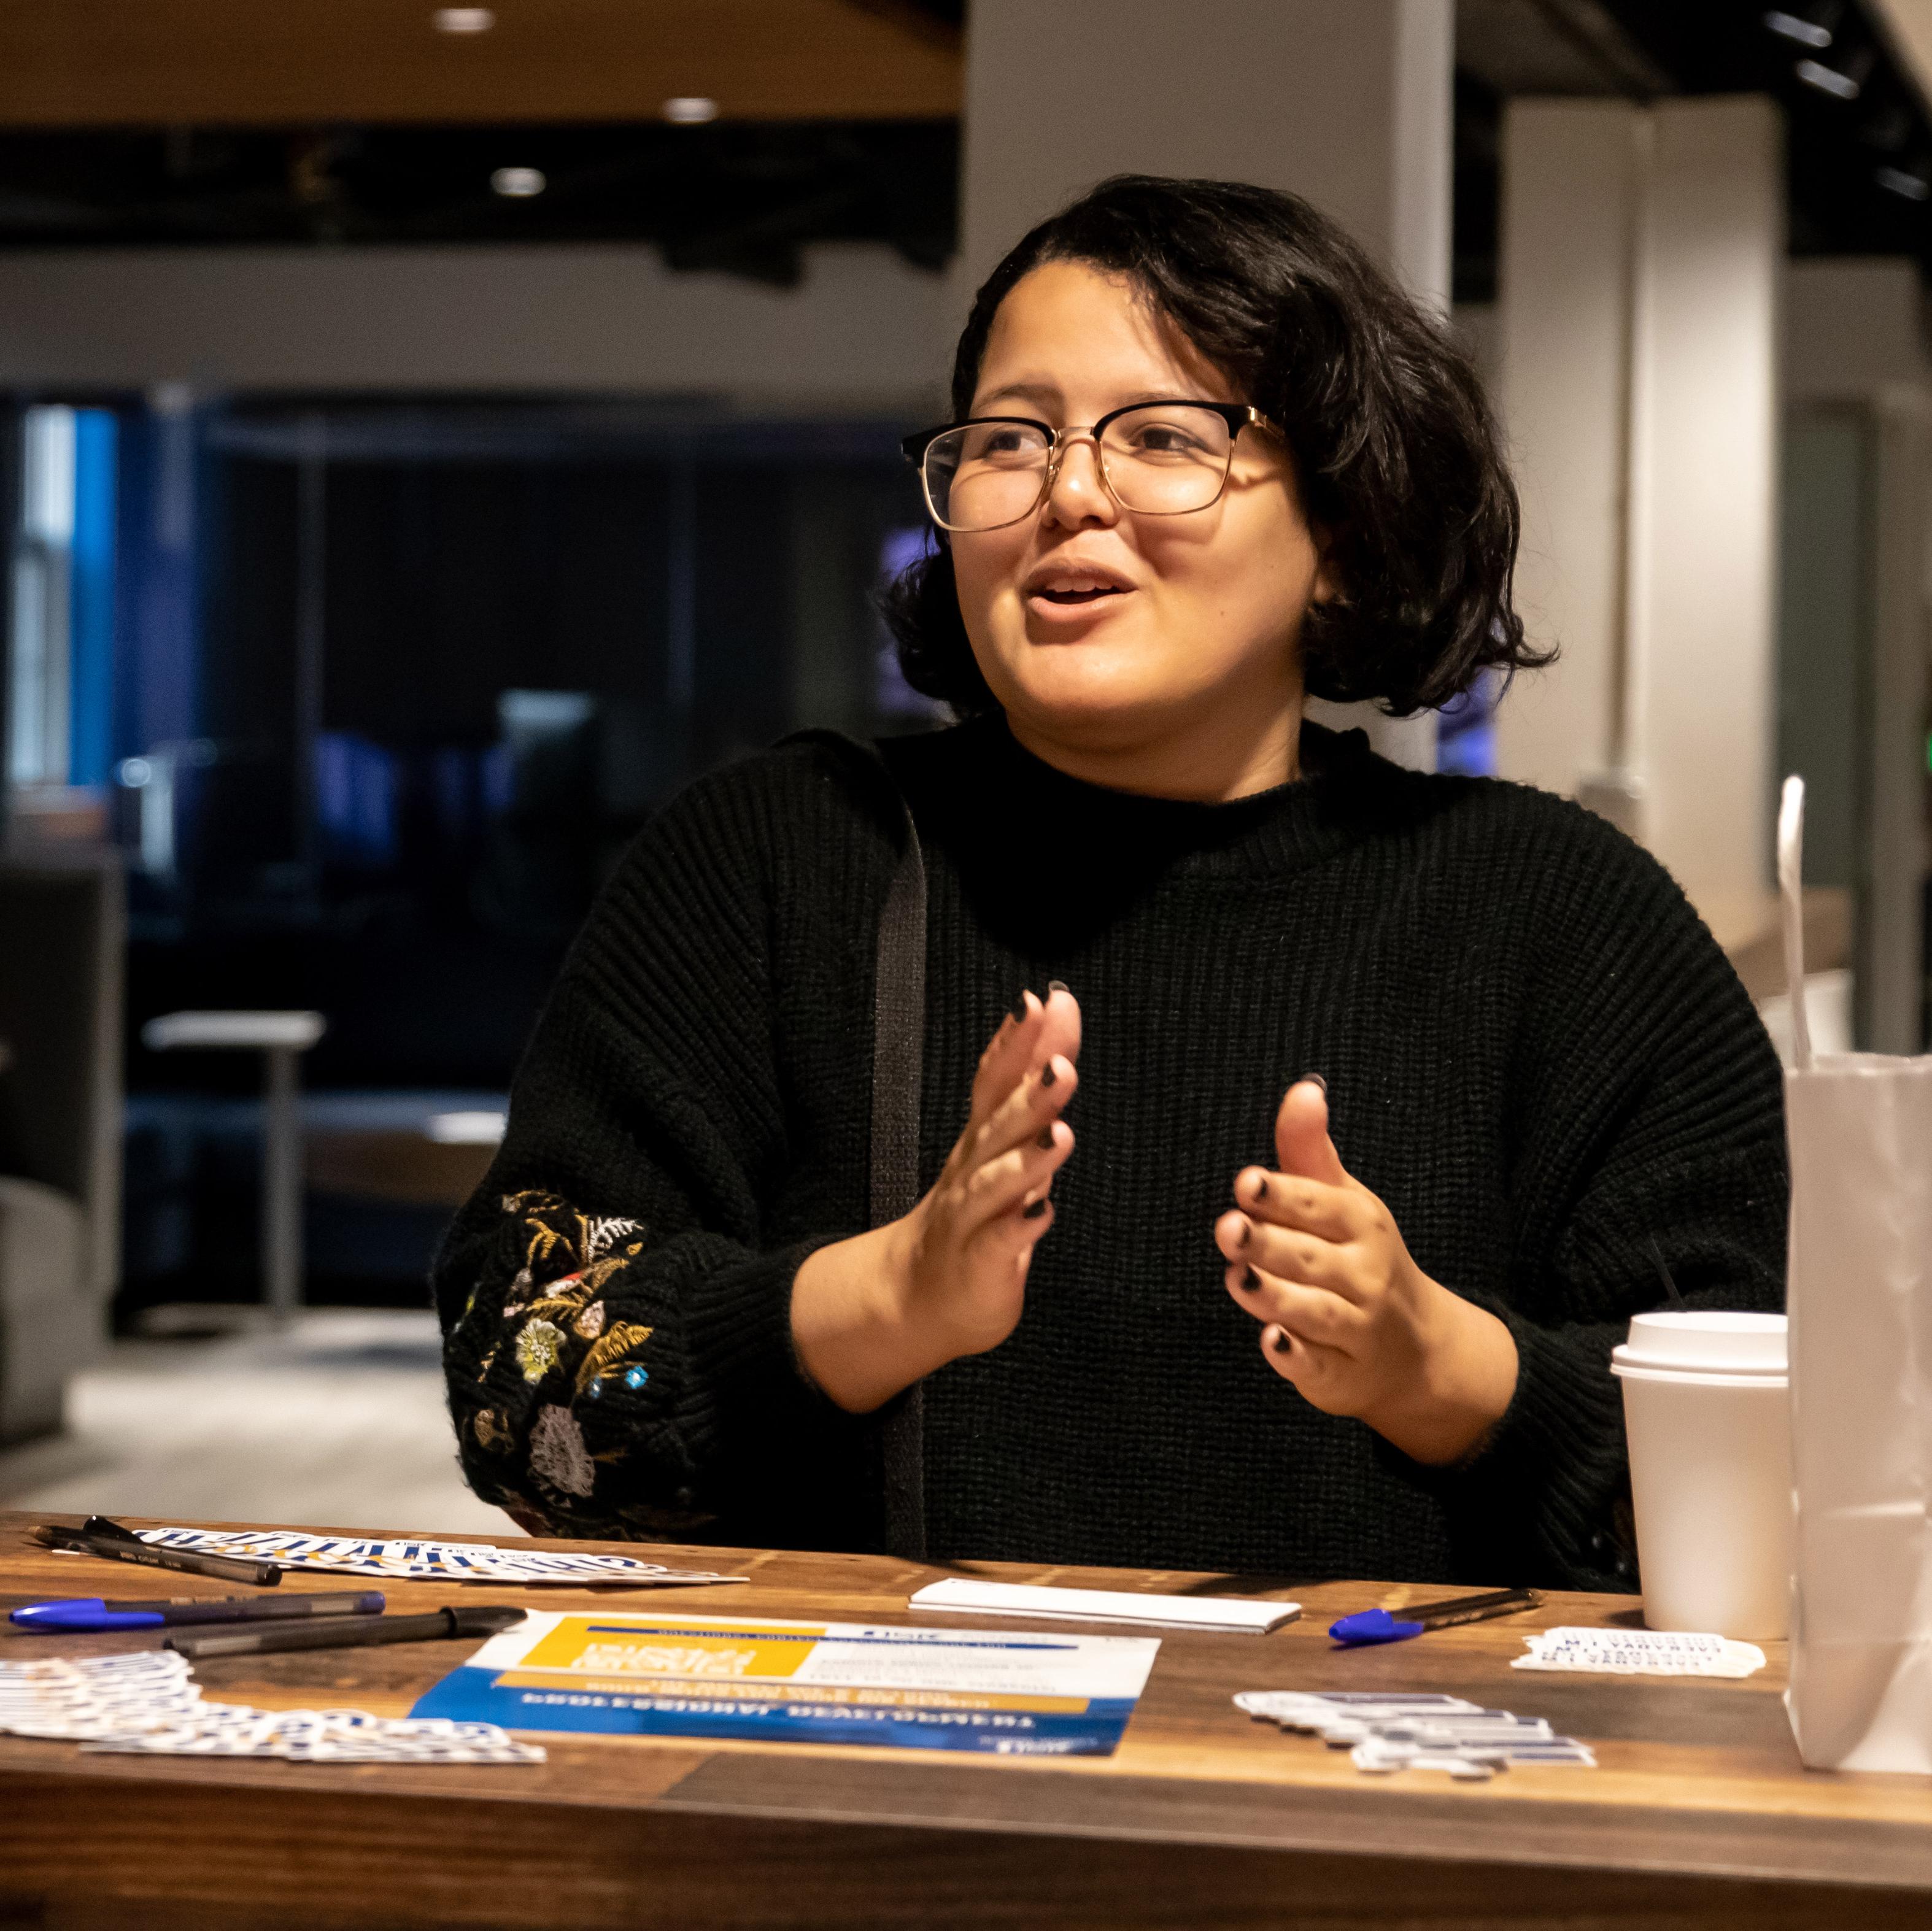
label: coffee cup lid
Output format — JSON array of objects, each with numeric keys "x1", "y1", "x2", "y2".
[{"x1": 1612, "y1": 1310, "x2": 1787, "y2": 1378}]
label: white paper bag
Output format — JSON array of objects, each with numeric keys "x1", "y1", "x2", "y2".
[{"x1": 1780, "y1": 776, "x2": 1932, "y2": 1773}]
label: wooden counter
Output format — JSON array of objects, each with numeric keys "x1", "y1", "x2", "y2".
[{"x1": 2, "y1": 1511, "x2": 1928, "y2": 1929}]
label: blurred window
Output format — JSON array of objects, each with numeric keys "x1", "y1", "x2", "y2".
[{"x1": 7, "y1": 403, "x2": 117, "y2": 791}]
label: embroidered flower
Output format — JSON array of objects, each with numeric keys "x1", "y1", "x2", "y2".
[
  {"x1": 584, "y1": 1215, "x2": 641, "y2": 1257},
  {"x1": 514, "y1": 1319, "x2": 565, "y2": 1384},
  {"x1": 573, "y1": 1301, "x2": 606, "y2": 1339},
  {"x1": 574, "y1": 1322, "x2": 654, "y2": 1396},
  {"x1": 471, "y1": 1408, "x2": 513, "y2": 1452},
  {"x1": 529, "y1": 1404, "x2": 595, "y2": 1498}
]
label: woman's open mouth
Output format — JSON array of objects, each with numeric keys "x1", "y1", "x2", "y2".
[
  {"x1": 1022, "y1": 565, "x2": 1137, "y2": 620},
  {"x1": 1035, "y1": 584, "x2": 1127, "y2": 606}
]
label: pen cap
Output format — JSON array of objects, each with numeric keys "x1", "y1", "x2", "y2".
[{"x1": 1328, "y1": 1608, "x2": 1425, "y2": 1646}]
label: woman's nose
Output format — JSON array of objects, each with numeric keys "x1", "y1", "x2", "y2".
[{"x1": 1042, "y1": 434, "x2": 1119, "y2": 528}]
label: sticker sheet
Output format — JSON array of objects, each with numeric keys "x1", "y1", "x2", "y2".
[
  {"x1": 1233, "y1": 1689, "x2": 1598, "y2": 1780},
  {"x1": 131, "y1": 1528, "x2": 746, "y2": 1588},
  {"x1": 412, "y1": 1609, "x2": 1162, "y2": 1756},
  {"x1": 1512, "y1": 1626, "x2": 1766, "y2": 1677},
  {"x1": 0, "y1": 1651, "x2": 543, "y2": 1764}
]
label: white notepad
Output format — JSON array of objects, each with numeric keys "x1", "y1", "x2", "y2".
[{"x1": 910, "y1": 1578, "x2": 1300, "y2": 1634}]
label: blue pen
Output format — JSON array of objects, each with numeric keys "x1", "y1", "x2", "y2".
[
  {"x1": 1329, "y1": 1586, "x2": 1541, "y2": 1648},
  {"x1": 10, "y1": 1589, "x2": 384, "y2": 1632}
]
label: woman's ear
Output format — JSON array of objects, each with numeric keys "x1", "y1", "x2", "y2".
[{"x1": 1310, "y1": 525, "x2": 1347, "y2": 607}]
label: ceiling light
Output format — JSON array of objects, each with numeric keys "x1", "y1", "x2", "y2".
[
  {"x1": 433, "y1": 7, "x2": 495, "y2": 32},
  {"x1": 1764, "y1": 10, "x2": 1831, "y2": 48},
  {"x1": 1876, "y1": 165, "x2": 1931, "y2": 201},
  {"x1": 1795, "y1": 59, "x2": 1860, "y2": 99},
  {"x1": 663, "y1": 97, "x2": 720, "y2": 124},
  {"x1": 491, "y1": 166, "x2": 545, "y2": 198}
]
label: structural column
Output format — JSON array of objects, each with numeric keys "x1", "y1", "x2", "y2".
[
  {"x1": 1494, "y1": 98, "x2": 1783, "y2": 948},
  {"x1": 957, "y1": 0, "x2": 1456, "y2": 769}
]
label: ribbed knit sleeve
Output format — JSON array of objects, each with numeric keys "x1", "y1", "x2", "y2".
[
  {"x1": 433, "y1": 749, "x2": 883, "y2": 1549},
  {"x1": 1428, "y1": 795, "x2": 1788, "y2": 1590}
]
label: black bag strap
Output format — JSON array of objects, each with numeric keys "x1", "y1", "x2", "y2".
[
  {"x1": 780, "y1": 730, "x2": 929, "y2": 1559},
  {"x1": 871, "y1": 776, "x2": 929, "y2": 1562}
]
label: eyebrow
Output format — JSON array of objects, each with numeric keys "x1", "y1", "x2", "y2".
[{"x1": 970, "y1": 383, "x2": 1218, "y2": 415}]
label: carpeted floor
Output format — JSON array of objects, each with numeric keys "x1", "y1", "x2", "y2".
[{"x1": 0, "y1": 1309, "x2": 520, "y2": 1536}]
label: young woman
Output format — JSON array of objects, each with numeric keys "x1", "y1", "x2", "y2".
[{"x1": 436, "y1": 175, "x2": 1785, "y2": 1589}]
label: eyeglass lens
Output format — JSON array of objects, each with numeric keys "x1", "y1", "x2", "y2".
[{"x1": 924, "y1": 405, "x2": 1238, "y2": 532}]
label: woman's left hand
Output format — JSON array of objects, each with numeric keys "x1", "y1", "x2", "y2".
[{"x1": 1213, "y1": 1078, "x2": 1519, "y2": 1466}]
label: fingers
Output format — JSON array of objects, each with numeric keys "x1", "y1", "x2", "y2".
[
  {"x1": 975, "y1": 1048, "x2": 1078, "y2": 1171},
  {"x1": 1274, "y1": 1075, "x2": 1346, "y2": 1185},
  {"x1": 971, "y1": 989, "x2": 1044, "y2": 1116},
  {"x1": 1216, "y1": 1210, "x2": 1362, "y2": 1298},
  {"x1": 1038, "y1": 979, "x2": 1083, "y2": 1068},
  {"x1": 946, "y1": 983, "x2": 1083, "y2": 1247},
  {"x1": 1224, "y1": 1261, "x2": 1361, "y2": 1349},
  {"x1": 1229, "y1": 1170, "x2": 1359, "y2": 1241},
  {"x1": 1257, "y1": 1320, "x2": 1342, "y2": 1388},
  {"x1": 970, "y1": 984, "x2": 1081, "y2": 1121},
  {"x1": 970, "y1": 987, "x2": 1081, "y2": 1163},
  {"x1": 962, "y1": 1116, "x2": 1075, "y2": 1228}
]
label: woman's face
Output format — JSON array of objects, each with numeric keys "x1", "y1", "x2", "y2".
[{"x1": 949, "y1": 261, "x2": 1331, "y2": 774}]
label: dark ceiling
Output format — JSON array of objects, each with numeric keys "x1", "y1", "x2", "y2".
[
  {"x1": 1455, "y1": 1, "x2": 1932, "y2": 297},
  {"x1": 0, "y1": 0, "x2": 1924, "y2": 297},
  {"x1": 0, "y1": 121, "x2": 960, "y2": 283}
]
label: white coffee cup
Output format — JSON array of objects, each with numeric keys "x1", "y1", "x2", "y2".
[{"x1": 1610, "y1": 1311, "x2": 1791, "y2": 1639}]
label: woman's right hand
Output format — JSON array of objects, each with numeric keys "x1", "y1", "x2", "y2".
[
  {"x1": 791, "y1": 985, "x2": 1080, "y2": 1413},
  {"x1": 900, "y1": 983, "x2": 1081, "y2": 1357}
]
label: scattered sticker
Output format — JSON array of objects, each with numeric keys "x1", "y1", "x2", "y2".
[
  {"x1": 1512, "y1": 1627, "x2": 1765, "y2": 1678},
  {"x1": 131, "y1": 1528, "x2": 748, "y2": 1588},
  {"x1": 1232, "y1": 1687, "x2": 1596, "y2": 1779},
  {"x1": 0, "y1": 1649, "x2": 544, "y2": 1764}
]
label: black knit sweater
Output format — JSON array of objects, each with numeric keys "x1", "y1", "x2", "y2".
[{"x1": 435, "y1": 715, "x2": 1787, "y2": 1590}]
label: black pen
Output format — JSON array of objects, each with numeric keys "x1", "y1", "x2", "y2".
[
  {"x1": 29, "y1": 1524, "x2": 282, "y2": 1588},
  {"x1": 166, "y1": 1605, "x2": 525, "y2": 1661}
]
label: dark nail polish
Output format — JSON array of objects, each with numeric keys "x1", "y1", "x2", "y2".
[
  {"x1": 1270, "y1": 1328, "x2": 1293, "y2": 1354},
  {"x1": 1011, "y1": 994, "x2": 1030, "y2": 1023},
  {"x1": 1023, "y1": 1198, "x2": 1048, "y2": 1219},
  {"x1": 1048, "y1": 979, "x2": 1069, "y2": 994},
  {"x1": 1242, "y1": 1266, "x2": 1260, "y2": 1290},
  {"x1": 1298, "y1": 1071, "x2": 1327, "y2": 1095},
  {"x1": 1237, "y1": 1219, "x2": 1251, "y2": 1249},
  {"x1": 1251, "y1": 1174, "x2": 1269, "y2": 1203},
  {"x1": 1041, "y1": 1061, "x2": 1057, "y2": 1087},
  {"x1": 1037, "y1": 1127, "x2": 1054, "y2": 1149}
]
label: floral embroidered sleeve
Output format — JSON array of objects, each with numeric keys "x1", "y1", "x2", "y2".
[
  {"x1": 434, "y1": 753, "x2": 884, "y2": 1549},
  {"x1": 455, "y1": 1195, "x2": 658, "y2": 1520}
]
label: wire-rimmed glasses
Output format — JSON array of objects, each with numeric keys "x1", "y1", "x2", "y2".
[{"x1": 902, "y1": 399, "x2": 1275, "y2": 533}]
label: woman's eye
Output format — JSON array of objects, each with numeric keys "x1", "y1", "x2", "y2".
[
  {"x1": 967, "y1": 426, "x2": 1044, "y2": 461},
  {"x1": 1125, "y1": 423, "x2": 1205, "y2": 456}
]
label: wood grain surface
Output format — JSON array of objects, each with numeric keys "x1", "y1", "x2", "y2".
[
  {"x1": 0, "y1": 0, "x2": 960, "y2": 128},
  {"x1": 3, "y1": 1511, "x2": 1929, "y2": 1930}
]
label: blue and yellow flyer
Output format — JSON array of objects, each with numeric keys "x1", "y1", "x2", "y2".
[{"x1": 411, "y1": 1609, "x2": 1162, "y2": 1756}]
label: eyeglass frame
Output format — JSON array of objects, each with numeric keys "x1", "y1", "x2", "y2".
[{"x1": 900, "y1": 399, "x2": 1278, "y2": 533}]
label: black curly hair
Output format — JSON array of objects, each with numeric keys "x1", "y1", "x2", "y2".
[{"x1": 883, "y1": 173, "x2": 1545, "y2": 718}]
